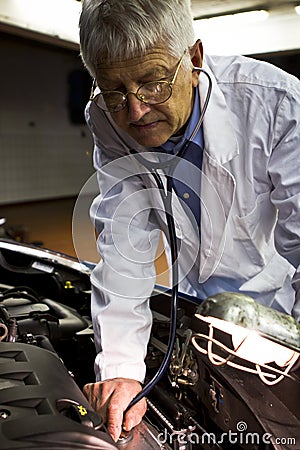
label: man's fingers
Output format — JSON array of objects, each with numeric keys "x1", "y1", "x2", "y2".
[
  {"x1": 123, "y1": 397, "x2": 147, "y2": 431},
  {"x1": 83, "y1": 382, "x2": 107, "y2": 422},
  {"x1": 83, "y1": 382, "x2": 101, "y2": 406},
  {"x1": 82, "y1": 379, "x2": 146, "y2": 442},
  {"x1": 107, "y1": 402, "x2": 124, "y2": 442},
  {"x1": 105, "y1": 384, "x2": 140, "y2": 440}
]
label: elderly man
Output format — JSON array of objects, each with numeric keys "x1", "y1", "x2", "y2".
[{"x1": 79, "y1": 0, "x2": 300, "y2": 442}]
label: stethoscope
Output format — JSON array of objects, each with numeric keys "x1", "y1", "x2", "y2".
[{"x1": 101, "y1": 67, "x2": 212, "y2": 411}]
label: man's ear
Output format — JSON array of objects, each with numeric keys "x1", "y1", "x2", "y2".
[
  {"x1": 190, "y1": 39, "x2": 203, "y2": 67},
  {"x1": 190, "y1": 39, "x2": 203, "y2": 86}
]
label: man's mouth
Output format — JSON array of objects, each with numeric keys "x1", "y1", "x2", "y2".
[{"x1": 131, "y1": 121, "x2": 159, "y2": 130}]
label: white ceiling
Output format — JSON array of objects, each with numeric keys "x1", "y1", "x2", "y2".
[
  {"x1": 191, "y1": 0, "x2": 298, "y2": 18},
  {"x1": 0, "y1": 0, "x2": 300, "y2": 54},
  {"x1": 191, "y1": 1, "x2": 300, "y2": 55}
]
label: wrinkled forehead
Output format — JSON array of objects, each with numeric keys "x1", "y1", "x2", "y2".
[
  {"x1": 96, "y1": 43, "x2": 172, "y2": 66},
  {"x1": 95, "y1": 48, "x2": 179, "y2": 86}
]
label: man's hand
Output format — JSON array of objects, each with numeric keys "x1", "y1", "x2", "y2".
[{"x1": 83, "y1": 378, "x2": 147, "y2": 442}]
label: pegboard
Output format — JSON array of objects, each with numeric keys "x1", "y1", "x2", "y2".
[
  {"x1": 0, "y1": 131, "x2": 94, "y2": 204},
  {"x1": 0, "y1": 33, "x2": 95, "y2": 205}
]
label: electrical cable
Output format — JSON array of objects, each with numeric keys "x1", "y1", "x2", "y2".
[{"x1": 1, "y1": 286, "x2": 40, "y2": 303}]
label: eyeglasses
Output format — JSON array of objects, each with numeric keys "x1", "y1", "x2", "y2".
[{"x1": 90, "y1": 53, "x2": 185, "y2": 113}]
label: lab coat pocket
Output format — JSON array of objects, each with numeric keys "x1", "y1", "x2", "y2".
[{"x1": 233, "y1": 191, "x2": 277, "y2": 268}]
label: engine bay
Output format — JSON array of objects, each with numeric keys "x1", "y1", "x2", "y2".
[{"x1": 0, "y1": 239, "x2": 299, "y2": 450}]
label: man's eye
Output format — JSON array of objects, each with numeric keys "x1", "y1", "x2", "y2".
[{"x1": 101, "y1": 85, "x2": 125, "y2": 93}]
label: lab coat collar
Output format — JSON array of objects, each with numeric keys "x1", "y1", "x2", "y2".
[{"x1": 200, "y1": 55, "x2": 239, "y2": 165}]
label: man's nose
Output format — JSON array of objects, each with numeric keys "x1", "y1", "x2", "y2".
[{"x1": 127, "y1": 92, "x2": 151, "y2": 122}]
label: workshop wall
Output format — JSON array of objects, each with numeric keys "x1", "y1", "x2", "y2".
[{"x1": 0, "y1": 33, "x2": 94, "y2": 204}]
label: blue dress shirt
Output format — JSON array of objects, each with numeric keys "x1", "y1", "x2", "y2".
[{"x1": 158, "y1": 88, "x2": 204, "y2": 229}]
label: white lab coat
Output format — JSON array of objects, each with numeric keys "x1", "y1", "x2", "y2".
[{"x1": 86, "y1": 54, "x2": 300, "y2": 382}]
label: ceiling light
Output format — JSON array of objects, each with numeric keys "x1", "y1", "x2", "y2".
[{"x1": 195, "y1": 9, "x2": 269, "y2": 25}]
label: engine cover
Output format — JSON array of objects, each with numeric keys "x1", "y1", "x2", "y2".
[{"x1": 0, "y1": 341, "x2": 117, "y2": 450}]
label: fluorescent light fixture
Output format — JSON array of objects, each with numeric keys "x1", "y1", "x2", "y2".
[
  {"x1": 295, "y1": 5, "x2": 300, "y2": 15},
  {"x1": 192, "y1": 292, "x2": 300, "y2": 385},
  {"x1": 194, "y1": 9, "x2": 269, "y2": 26},
  {"x1": 0, "y1": 0, "x2": 82, "y2": 44}
]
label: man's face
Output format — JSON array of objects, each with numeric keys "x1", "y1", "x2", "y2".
[{"x1": 95, "y1": 47, "x2": 200, "y2": 147}]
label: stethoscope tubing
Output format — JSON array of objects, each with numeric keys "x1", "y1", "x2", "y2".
[{"x1": 125, "y1": 68, "x2": 212, "y2": 411}]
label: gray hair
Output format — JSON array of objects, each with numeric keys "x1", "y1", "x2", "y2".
[{"x1": 79, "y1": 0, "x2": 195, "y2": 77}]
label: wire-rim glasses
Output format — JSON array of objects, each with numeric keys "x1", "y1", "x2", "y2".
[{"x1": 90, "y1": 53, "x2": 185, "y2": 113}]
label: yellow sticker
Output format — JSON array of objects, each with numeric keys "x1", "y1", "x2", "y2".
[{"x1": 77, "y1": 405, "x2": 88, "y2": 416}]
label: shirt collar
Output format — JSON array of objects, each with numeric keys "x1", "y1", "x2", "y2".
[{"x1": 159, "y1": 87, "x2": 204, "y2": 154}]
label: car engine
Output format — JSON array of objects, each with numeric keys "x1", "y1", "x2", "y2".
[{"x1": 0, "y1": 239, "x2": 299, "y2": 450}]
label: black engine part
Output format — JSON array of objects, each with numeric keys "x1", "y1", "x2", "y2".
[{"x1": 0, "y1": 341, "x2": 117, "y2": 450}]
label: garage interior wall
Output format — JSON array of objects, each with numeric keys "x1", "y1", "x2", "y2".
[
  {"x1": 0, "y1": 33, "x2": 94, "y2": 205},
  {"x1": 0, "y1": 28, "x2": 299, "y2": 208}
]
